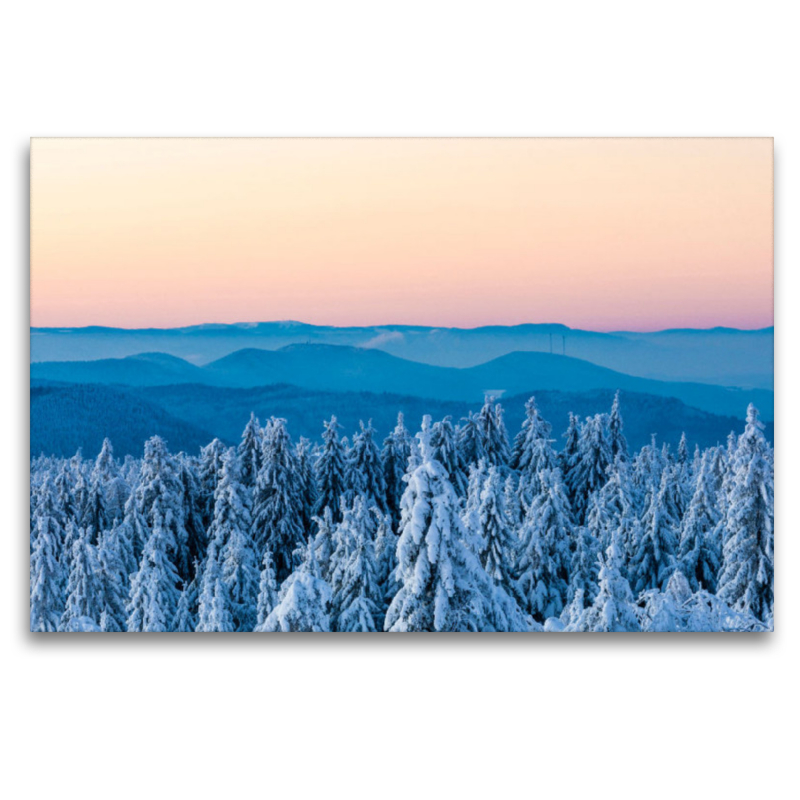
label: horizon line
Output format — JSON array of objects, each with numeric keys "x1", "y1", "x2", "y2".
[{"x1": 29, "y1": 319, "x2": 775, "y2": 336}]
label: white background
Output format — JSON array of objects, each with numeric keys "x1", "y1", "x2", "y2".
[{"x1": 2, "y1": 2, "x2": 796, "y2": 798}]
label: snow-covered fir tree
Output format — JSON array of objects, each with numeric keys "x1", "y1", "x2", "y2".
[
  {"x1": 30, "y1": 514, "x2": 66, "y2": 632},
  {"x1": 629, "y1": 466, "x2": 680, "y2": 595},
  {"x1": 717, "y1": 405, "x2": 774, "y2": 623},
  {"x1": 565, "y1": 414, "x2": 613, "y2": 525},
  {"x1": 313, "y1": 416, "x2": 347, "y2": 521},
  {"x1": 678, "y1": 449, "x2": 722, "y2": 592},
  {"x1": 126, "y1": 503, "x2": 181, "y2": 632},
  {"x1": 576, "y1": 536, "x2": 641, "y2": 632},
  {"x1": 60, "y1": 527, "x2": 104, "y2": 631},
  {"x1": 346, "y1": 420, "x2": 388, "y2": 514},
  {"x1": 258, "y1": 540, "x2": 332, "y2": 633},
  {"x1": 516, "y1": 468, "x2": 573, "y2": 621},
  {"x1": 237, "y1": 413, "x2": 262, "y2": 489},
  {"x1": 255, "y1": 548, "x2": 280, "y2": 629},
  {"x1": 430, "y1": 416, "x2": 468, "y2": 497},
  {"x1": 253, "y1": 418, "x2": 306, "y2": 581}
]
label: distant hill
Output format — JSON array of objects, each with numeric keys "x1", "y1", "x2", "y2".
[
  {"x1": 30, "y1": 343, "x2": 774, "y2": 421},
  {"x1": 29, "y1": 380, "x2": 772, "y2": 458},
  {"x1": 30, "y1": 321, "x2": 773, "y2": 389},
  {"x1": 30, "y1": 382, "x2": 218, "y2": 458}
]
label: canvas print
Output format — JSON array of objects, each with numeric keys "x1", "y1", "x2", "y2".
[{"x1": 29, "y1": 138, "x2": 774, "y2": 633}]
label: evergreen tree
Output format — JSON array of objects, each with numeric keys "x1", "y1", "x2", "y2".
[
  {"x1": 457, "y1": 411, "x2": 486, "y2": 469},
  {"x1": 30, "y1": 515, "x2": 66, "y2": 632},
  {"x1": 295, "y1": 437, "x2": 318, "y2": 534},
  {"x1": 477, "y1": 466, "x2": 516, "y2": 587},
  {"x1": 259, "y1": 540, "x2": 332, "y2": 632},
  {"x1": 565, "y1": 414, "x2": 612, "y2": 525},
  {"x1": 374, "y1": 509, "x2": 399, "y2": 612},
  {"x1": 477, "y1": 399, "x2": 511, "y2": 468},
  {"x1": 333, "y1": 501, "x2": 383, "y2": 632},
  {"x1": 237, "y1": 413, "x2": 263, "y2": 488},
  {"x1": 208, "y1": 452, "x2": 259, "y2": 631},
  {"x1": 135, "y1": 436, "x2": 190, "y2": 581},
  {"x1": 311, "y1": 506, "x2": 336, "y2": 582},
  {"x1": 678, "y1": 450, "x2": 722, "y2": 592},
  {"x1": 382, "y1": 413, "x2": 412, "y2": 525},
  {"x1": 512, "y1": 397, "x2": 557, "y2": 483},
  {"x1": 608, "y1": 391, "x2": 629, "y2": 461},
  {"x1": 174, "y1": 577, "x2": 199, "y2": 632},
  {"x1": 346, "y1": 421, "x2": 388, "y2": 514},
  {"x1": 717, "y1": 405, "x2": 774, "y2": 622},
  {"x1": 256, "y1": 549, "x2": 280, "y2": 630},
  {"x1": 567, "y1": 525, "x2": 601, "y2": 608},
  {"x1": 60, "y1": 528, "x2": 104, "y2": 631},
  {"x1": 637, "y1": 570, "x2": 692, "y2": 632},
  {"x1": 313, "y1": 416, "x2": 347, "y2": 521},
  {"x1": 120, "y1": 492, "x2": 150, "y2": 567},
  {"x1": 179, "y1": 457, "x2": 207, "y2": 572},
  {"x1": 629, "y1": 467, "x2": 680, "y2": 595},
  {"x1": 385, "y1": 416, "x2": 495, "y2": 632},
  {"x1": 430, "y1": 416, "x2": 468, "y2": 496},
  {"x1": 253, "y1": 418, "x2": 306, "y2": 581},
  {"x1": 126, "y1": 503, "x2": 181, "y2": 632},
  {"x1": 578, "y1": 537, "x2": 640, "y2": 632},
  {"x1": 97, "y1": 527, "x2": 128, "y2": 632},
  {"x1": 516, "y1": 469, "x2": 573, "y2": 621},
  {"x1": 198, "y1": 438, "x2": 228, "y2": 528}
]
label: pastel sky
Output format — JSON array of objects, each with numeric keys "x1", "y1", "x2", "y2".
[{"x1": 30, "y1": 138, "x2": 773, "y2": 331}]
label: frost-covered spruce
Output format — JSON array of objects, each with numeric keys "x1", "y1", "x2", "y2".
[
  {"x1": 589, "y1": 455, "x2": 637, "y2": 554},
  {"x1": 629, "y1": 466, "x2": 680, "y2": 596},
  {"x1": 430, "y1": 416, "x2": 467, "y2": 497},
  {"x1": 119, "y1": 491, "x2": 150, "y2": 567},
  {"x1": 477, "y1": 399, "x2": 511, "y2": 468},
  {"x1": 60, "y1": 527, "x2": 104, "y2": 631},
  {"x1": 259, "y1": 540, "x2": 332, "y2": 633},
  {"x1": 567, "y1": 525, "x2": 601, "y2": 609},
  {"x1": 135, "y1": 436, "x2": 190, "y2": 581},
  {"x1": 295, "y1": 437, "x2": 318, "y2": 534},
  {"x1": 346, "y1": 421, "x2": 388, "y2": 514},
  {"x1": 386, "y1": 417, "x2": 503, "y2": 632},
  {"x1": 559, "y1": 413, "x2": 581, "y2": 475},
  {"x1": 477, "y1": 466, "x2": 517, "y2": 587},
  {"x1": 30, "y1": 515, "x2": 66, "y2": 632},
  {"x1": 637, "y1": 570, "x2": 693, "y2": 632},
  {"x1": 717, "y1": 405, "x2": 774, "y2": 622},
  {"x1": 457, "y1": 411, "x2": 486, "y2": 469},
  {"x1": 608, "y1": 391, "x2": 629, "y2": 461},
  {"x1": 516, "y1": 468, "x2": 572, "y2": 622},
  {"x1": 511, "y1": 397, "x2": 557, "y2": 487},
  {"x1": 313, "y1": 416, "x2": 347, "y2": 521},
  {"x1": 373, "y1": 509, "x2": 398, "y2": 611},
  {"x1": 209, "y1": 452, "x2": 259, "y2": 631},
  {"x1": 97, "y1": 527, "x2": 129, "y2": 632},
  {"x1": 333, "y1": 502, "x2": 383, "y2": 632},
  {"x1": 678, "y1": 450, "x2": 722, "y2": 592},
  {"x1": 198, "y1": 438, "x2": 228, "y2": 528},
  {"x1": 174, "y1": 576, "x2": 198, "y2": 632},
  {"x1": 126, "y1": 503, "x2": 181, "y2": 632},
  {"x1": 579, "y1": 537, "x2": 640, "y2": 632},
  {"x1": 196, "y1": 543, "x2": 234, "y2": 632},
  {"x1": 253, "y1": 418, "x2": 306, "y2": 581},
  {"x1": 565, "y1": 414, "x2": 612, "y2": 525},
  {"x1": 255, "y1": 548, "x2": 280, "y2": 629},
  {"x1": 237, "y1": 413, "x2": 263, "y2": 489},
  {"x1": 381, "y1": 413, "x2": 412, "y2": 525},
  {"x1": 311, "y1": 506, "x2": 336, "y2": 582},
  {"x1": 179, "y1": 457, "x2": 207, "y2": 571},
  {"x1": 30, "y1": 471, "x2": 64, "y2": 557}
]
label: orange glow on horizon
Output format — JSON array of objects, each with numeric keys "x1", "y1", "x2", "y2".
[{"x1": 30, "y1": 138, "x2": 773, "y2": 331}]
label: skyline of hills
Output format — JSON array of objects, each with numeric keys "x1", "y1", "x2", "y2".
[
  {"x1": 30, "y1": 321, "x2": 773, "y2": 390},
  {"x1": 30, "y1": 341, "x2": 773, "y2": 422}
]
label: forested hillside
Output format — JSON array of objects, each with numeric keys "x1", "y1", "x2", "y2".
[{"x1": 30, "y1": 394, "x2": 774, "y2": 632}]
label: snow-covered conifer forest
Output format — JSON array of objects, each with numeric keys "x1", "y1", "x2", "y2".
[{"x1": 29, "y1": 393, "x2": 773, "y2": 632}]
